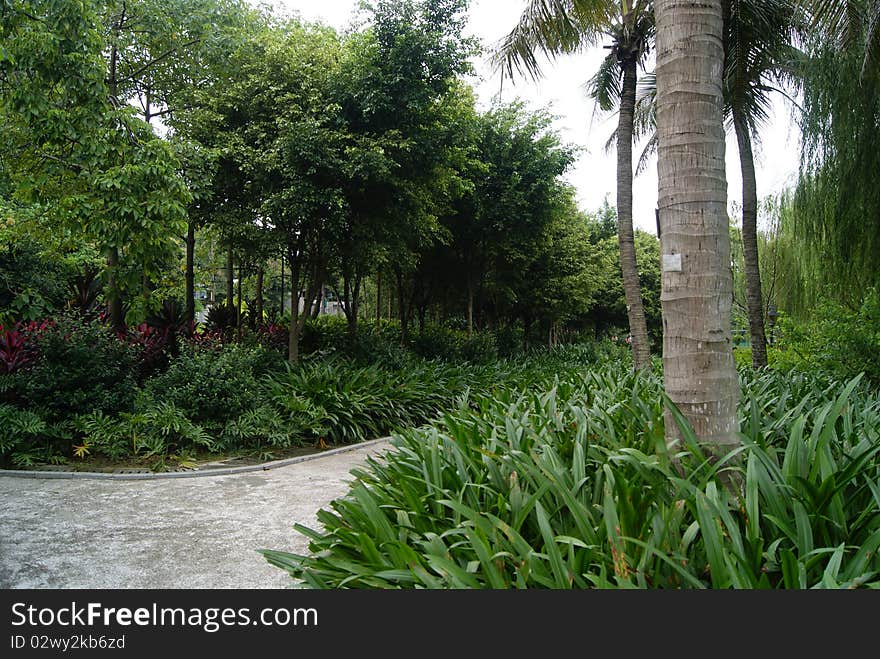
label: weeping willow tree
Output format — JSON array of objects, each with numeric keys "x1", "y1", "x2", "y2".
[{"x1": 793, "y1": 5, "x2": 880, "y2": 303}]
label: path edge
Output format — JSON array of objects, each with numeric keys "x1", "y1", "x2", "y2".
[{"x1": 0, "y1": 437, "x2": 392, "y2": 481}]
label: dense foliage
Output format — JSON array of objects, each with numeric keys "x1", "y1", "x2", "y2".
[
  {"x1": 264, "y1": 365, "x2": 880, "y2": 589},
  {"x1": 0, "y1": 316, "x2": 627, "y2": 468}
]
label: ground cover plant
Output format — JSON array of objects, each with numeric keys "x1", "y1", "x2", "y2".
[
  {"x1": 262, "y1": 365, "x2": 880, "y2": 589},
  {"x1": 0, "y1": 313, "x2": 625, "y2": 470}
]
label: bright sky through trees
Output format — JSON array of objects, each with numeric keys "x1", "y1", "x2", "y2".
[{"x1": 268, "y1": 0, "x2": 801, "y2": 234}]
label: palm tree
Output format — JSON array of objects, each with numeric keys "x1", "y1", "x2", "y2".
[
  {"x1": 655, "y1": 0, "x2": 740, "y2": 452},
  {"x1": 494, "y1": 0, "x2": 655, "y2": 370},
  {"x1": 723, "y1": 0, "x2": 797, "y2": 369},
  {"x1": 612, "y1": 1, "x2": 798, "y2": 370}
]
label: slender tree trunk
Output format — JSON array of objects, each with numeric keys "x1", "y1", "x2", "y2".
[
  {"x1": 288, "y1": 249, "x2": 301, "y2": 365},
  {"x1": 655, "y1": 0, "x2": 740, "y2": 454},
  {"x1": 280, "y1": 255, "x2": 285, "y2": 316},
  {"x1": 255, "y1": 267, "x2": 264, "y2": 327},
  {"x1": 236, "y1": 260, "x2": 243, "y2": 342},
  {"x1": 350, "y1": 274, "x2": 361, "y2": 334},
  {"x1": 733, "y1": 110, "x2": 768, "y2": 369},
  {"x1": 466, "y1": 275, "x2": 474, "y2": 338},
  {"x1": 617, "y1": 54, "x2": 652, "y2": 370},
  {"x1": 375, "y1": 271, "x2": 381, "y2": 326},
  {"x1": 185, "y1": 220, "x2": 195, "y2": 328},
  {"x1": 106, "y1": 246, "x2": 124, "y2": 332},
  {"x1": 394, "y1": 267, "x2": 409, "y2": 344},
  {"x1": 105, "y1": 41, "x2": 124, "y2": 333},
  {"x1": 225, "y1": 244, "x2": 234, "y2": 310}
]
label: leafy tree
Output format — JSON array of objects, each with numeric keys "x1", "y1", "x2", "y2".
[
  {"x1": 793, "y1": 0, "x2": 880, "y2": 301},
  {"x1": 1, "y1": 0, "x2": 192, "y2": 331}
]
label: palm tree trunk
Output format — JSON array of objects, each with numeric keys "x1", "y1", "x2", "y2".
[
  {"x1": 655, "y1": 0, "x2": 740, "y2": 454},
  {"x1": 617, "y1": 55, "x2": 652, "y2": 370},
  {"x1": 733, "y1": 110, "x2": 768, "y2": 369}
]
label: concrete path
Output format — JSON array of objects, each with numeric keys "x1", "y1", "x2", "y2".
[{"x1": 0, "y1": 440, "x2": 390, "y2": 589}]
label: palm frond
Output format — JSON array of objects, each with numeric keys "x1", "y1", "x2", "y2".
[
  {"x1": 491, "y1": 0, "x2": 615, "y2": 81},
  {"x1": 807, "y1": 0, "x2": 866, "y2": 52},
  {"x1": 635, "y1": 132, "x2": 657, "y2": 176},
  {"x1": 863, "y1": 0, "x2": 880, "y2": 78},
  {"x1": 724, "y1": 0, "x2": 798, "y2": 134},
  {"x1": 586, "y1": 49, "x2": 620, "y2": 112}
]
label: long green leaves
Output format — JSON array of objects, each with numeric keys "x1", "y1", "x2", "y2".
[{"x1": 263, "y1": 363, "x2": 880, "y2": 589}]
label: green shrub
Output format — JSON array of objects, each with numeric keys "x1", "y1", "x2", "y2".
[
  {"x1": 411, "y1": 326, "x2": 498, "y2": 363},
  {"x1": 263, "y1": 366, "x2": 880, "y2": 589},
  {"x1": 142, "y1": 343, "x2": 284, "y2": 430},
  {"x1": 733, "y1": 347, "x2": 752, "y2": 369},
  {"x1": 0, "y1": 404, "x2": 54, "y2": 467},
  {"x1": 73, "y1": 403, "x2": 215, "y2": 462},
  {"x1": 299, "y1": 316, "x2": 409, "y2": 367},
  {"x1": 220, "y1": 405, "x2": 302, "y2": 452},
  {"x1": 1, "y1": 315, "x2": 137, "y2": 422},
  {"x1": 0, "y1": 235, "x2": 73, "y2": 325},
  {"x1": 770, "y1": 290, "x2": 880, "y2": 385}
]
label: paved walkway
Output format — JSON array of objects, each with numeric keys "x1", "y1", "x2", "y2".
[{"x1": 0, "y1": 440, "x2": 389, "y2": 589}]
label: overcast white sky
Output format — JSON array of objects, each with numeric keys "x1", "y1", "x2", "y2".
[{"x1": 265, "y1": 0, "x2": 802, "y2": 234}]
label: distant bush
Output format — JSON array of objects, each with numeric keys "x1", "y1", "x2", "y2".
[
  {"x1": 768, "y1": 290, "x2": 880, "y2": 386},
  {"x1": 411, "y1": 325, "x2": 498, "y2": 363},
  {"x1": 142, "y1": 343, "x2": 284, "y2": 430}
]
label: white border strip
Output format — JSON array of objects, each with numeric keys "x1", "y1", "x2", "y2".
[{"x1": 0, "y1": 437, "x2": 392, "y2": 481}]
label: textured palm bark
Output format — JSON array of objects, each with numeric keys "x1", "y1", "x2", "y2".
[
  {"x1": 617, "y1": 56, "x2": 652, "y2": 370},
  {"x1": 733, "y1": 110, "x2": 768, "y2": 369},
  {"x1": 655, "y1": 0, "x2": 740, "y2": 451}
]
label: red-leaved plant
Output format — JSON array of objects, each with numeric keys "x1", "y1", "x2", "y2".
[{"x1": 0, "y1": 320, "x2": 53, "y2": 374}]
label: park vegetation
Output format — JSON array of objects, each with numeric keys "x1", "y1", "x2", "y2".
[{"x1": 1, "y1": 0, "x2": 878, "y2": 587}]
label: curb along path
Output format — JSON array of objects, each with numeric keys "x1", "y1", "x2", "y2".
[{"x1": 0, "y1": 439, "x2": 390, "y2": 589}]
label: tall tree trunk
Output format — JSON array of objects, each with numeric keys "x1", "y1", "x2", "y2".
[
  {"x1": 255, "y1": 267, "x2": 264, "y2": 327},
  {"x1": 617, "y1": 54, "x2": 652, "y2": 370},
  {"x1": 655, "y1": 0, "x2": 740, "y2": 455},
  {"x1": 185, "y1": 220, "x2": 195, "y2": 328},
  {"x1": 280, "y1": 254, "x2": 285, "y2": 316},
  {"x1": 225, "y1": 244, "x2": 234, "y2": 310},
  {"x1": 733, "y1": 110, "x2": 768, "y2": 369},
  {"x1": 236, "y1": 260, "x2": 243, "y2": 342},
  {"x1": 375, "y1": 271, "x2": 381, "y2": 326},
  {"x1": 394, "y1": 266, "x2": 409, "y2": 345},
  {"x1": 288, "y1": 250, "x2": 301, "y2": 365},
  {"x1": 466, "y1": 275, "x2": 474, "y2": 338},
  {"x1": 106, "y1": 246, "x2": 124, "y2": 332},
  {"x1": 105, "y1": 40, "x2": 124, "y2": 333}
]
